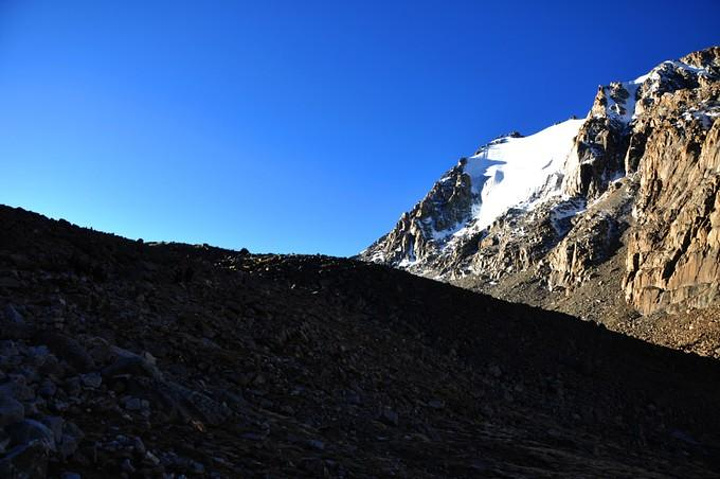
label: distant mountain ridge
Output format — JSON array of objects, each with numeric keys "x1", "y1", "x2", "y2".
[{"x1": 360, "y1": 46, "x2": 720, "y2": 318}]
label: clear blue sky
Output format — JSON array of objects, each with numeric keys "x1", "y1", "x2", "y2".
[{"x1": 1, "y1": 1, "x2": 718, "y2": 256}]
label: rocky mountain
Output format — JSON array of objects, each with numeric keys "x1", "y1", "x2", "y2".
[
  {"x1": 360, "y1": 47, "x2": 720, "y2": 323},
  {"x1": 3, "y1": 205, "x2": 720, "y2": 477}
]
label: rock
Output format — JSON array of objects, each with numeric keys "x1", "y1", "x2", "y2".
[
  {"x1": 57, "y1": 421, "x2": 83, "y2": 459},
  {"x1": 6, "y1": 419, "x2": 56, "y2": 452},
  {"x1": 624, "y1": 99, "x2": 720, "y2": 313},
  {"x1": 63, "y1": 376, "x2": 81, "y2": 396},
  {"x1": 191, "y1": 461, "x2": 205, "y2": 474},
  {"x1": 102, "y1": 348, "x2": 163, "y2": 381},
  {"x1": 0, "y1": 429, "x2": 10, "y2": 453},
  {"x1": 27, "y1": 345, "x2": 51, "y2": 365},
  {"x1": 49, "y1": 399, "x2": 69, "y2": 413},
  {"x1": 359, "y1": 159, "x2": 475, "y2": 267},
  {"x1": 0, "y1": 390, "x2": 24, "y2": 427},
  {"x1": 359, "y1": 46, "x2": 720, "y2": 318},
  {"x1": 38, "y1": 379, "x2": 57, "y2": 398},
  {"x1": 80, "y1": 372, "x2": 102, "y2": 389},
  {"x1": 121, "y1": 458, "x2": 136, "y2": 473},
  {"x1": 35, "y1": 332, "x2": 95, "y2": 372},
  {"x1": 39, "y1": 416, "x2": 64, "y2": 444},
  {"x1": 132, "y1": 436, "x2": 146, "y2": 456},
  {"x1": 0, "y1": 442, "x2": 50, "y2": 479},
  {"x1": 4, "y1": 376, "x2": 35, "y2": 402},
  {"x1": 144, "y1": 450, "x2": 160, "y2": 466},
  {"x1": 0, "y1": 276, "x2": 21, "y2": 289},
  {"x1": 2, "y1": 304, "x2": 24, "y2": 324},
  {"x1": 1, "y1": 304, "x2": 32, "y2": 339},
  {"x1": 380, "y1": 408, "x2": 399, "y2": 427},
  {"x1": 546, "y1": 210, "x2": 627, "y2": 292},
  {"x1": 123, "y1": 397, "x2": 143, "y2": 411},
  {"x1": 307, "y1": 439, "x2": 325, "y2": 451},
  {"x1": 344, "y1": 389, "x2": 362, "y2": 405}
]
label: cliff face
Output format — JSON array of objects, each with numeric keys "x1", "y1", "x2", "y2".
[
  {"x1": 365, "y1": 160, "x2": 475, "y2": 267},
  {"x1": 624, "y1": 81, "x2": 720, "y2": 313},
  {"x1": 360, "y1": 46, "x2": 720, "y2": 317}
]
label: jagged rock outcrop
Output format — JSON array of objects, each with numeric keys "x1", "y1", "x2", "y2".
[
  {"x1": 545, "y1": 178, "x2": 636, "y2": 292},
  {"x1": 465, "y1": 197, "x2": 584, "y2": 282},
  {"x1": 366, "y1": 160, "x2": 475, "y2": 267},
  {"x1": 623, "y1": 80, "x2": 720, "y2": 313},
  {"x1": 361, "y1": 119, "x2": 585, "y2": 276},
  {"x1": 361, "y1": 46, "x2": 720, "y2": 316}
]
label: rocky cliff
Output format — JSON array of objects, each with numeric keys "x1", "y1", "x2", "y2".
[
  {"x1": 360, "y1": 46, "x2": 720, "y2": 318},
  {"x1": 624, "y1": 76, "x2": 720, "y2": 313}
]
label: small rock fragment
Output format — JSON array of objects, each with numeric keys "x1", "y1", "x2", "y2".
[
  {"x1": 0, "y1": 391, "x2": 24, "y2": 427},
  {"x1": 380, "y1": 408, "x2": 399, "y2": 427}
]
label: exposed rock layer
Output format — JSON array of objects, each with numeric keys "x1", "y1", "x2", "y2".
[{"x1": 624, "y1": 85, "x2": 720, "y2": 313}]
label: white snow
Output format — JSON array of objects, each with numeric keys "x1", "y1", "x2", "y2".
[
  {"x1": 631, "y1": 72, "x2": 653, "y2": 85},
  {"x1": 397, "y1": 258, "x2": 416, "y2": 268},
  {"x1": 606, "y1": 83, "x2": 642, "y2": 123},
  {"x1": 430, "y1": 223, "x2": 463, "y2": 241},
  {"x1": 549, "y1": 199, "x2": 586, "y2": 235},
  {"x1": 631, "y1": 60, "x2": 711, "y2": 87},
  {"x1": 633, "y1": 60, "x2": 714, "y2": 97},
  {"x1": 600, "y1": 59, "x2": 715, "y2": 123},
  {"x1": 682, "y1": 108, "x2": 719, "y2": 129},
  {"x1": 461, "y1": 119, "x2": 584, "y2": 231},
  {"x1": 369, "y1": 53, "x2": 717, "y2": 270}
]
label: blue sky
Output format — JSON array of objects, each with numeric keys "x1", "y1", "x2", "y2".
[{"x1": 1, "y1": 1, "x2": 718, "y2": 256}]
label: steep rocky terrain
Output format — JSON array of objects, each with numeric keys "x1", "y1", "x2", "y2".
[
  {"x1": 3, "y1": 205, "x2": 720, "y2": 477},
  {"x1": 360, "y1": 46, "x2": 720, "y2": 348}
]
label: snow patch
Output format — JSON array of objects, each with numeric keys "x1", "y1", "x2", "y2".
[
  {"x1": 462, "y1": 119, "x2": 584, "y2": 231},
  {"x1": 550, "y1": 199, "x2": 586, "y2": 235},
  {"x1": 600, "y1": 59, "x2": 715, "y2": 124}
]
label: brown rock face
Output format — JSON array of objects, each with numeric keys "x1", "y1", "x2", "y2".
[
  {"x1": 469, "y1": 204, "x2": 564, "y2": 281},
  {"x1": 547, "y1": 188, "x2": 632, "y2": 293},
  {"x1": 623, "y1": 85, "x2": 720, "y2": 313},
  {"x1": 562, "y1": 116, "x2": 629, "y2": 199},
  {"x1": 362, "y1": 159, "x2": 475, "y2": 266}
]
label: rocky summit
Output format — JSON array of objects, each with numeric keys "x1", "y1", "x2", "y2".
[
  {"x1": 2, "y1": 205, "x2": 720, "y2": 478},
  {"x1": 360, "y1": 46, "x2": 720, "y2": 355}
]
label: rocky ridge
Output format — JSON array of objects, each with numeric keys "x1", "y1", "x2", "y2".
[
  {"x1": 360, "y1": 46, "x2": 720, "y2": 320},
  {"x1": 3, "y1": 205, "x2": 720, "y2": 477}
]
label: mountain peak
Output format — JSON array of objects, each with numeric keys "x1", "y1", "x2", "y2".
[{"x1": 360, "y1": 47, "x2": 720, "y2": 316}]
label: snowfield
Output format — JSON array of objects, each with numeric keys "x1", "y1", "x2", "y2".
[{"x1": 462, "y1": 119, "x2": 584, "y2": 231}]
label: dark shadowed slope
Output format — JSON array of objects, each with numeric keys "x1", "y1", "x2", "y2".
[{"x1": 1, "y1": 204, "x2": 720, "y2": 478}]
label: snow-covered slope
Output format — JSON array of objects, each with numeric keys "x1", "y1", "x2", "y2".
[
  {"x1": 590, "y1": 59, "x2": 717, "y2": 127},
  {"x1": 422, "y1": 120, "x2": 584, "y2": 264},
  {"x1": 361, "y1": 119, "x2": 583, "y2": 269},
  {"x1": 464, "y1": 119, "x2": 584, "y2": 231}
]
